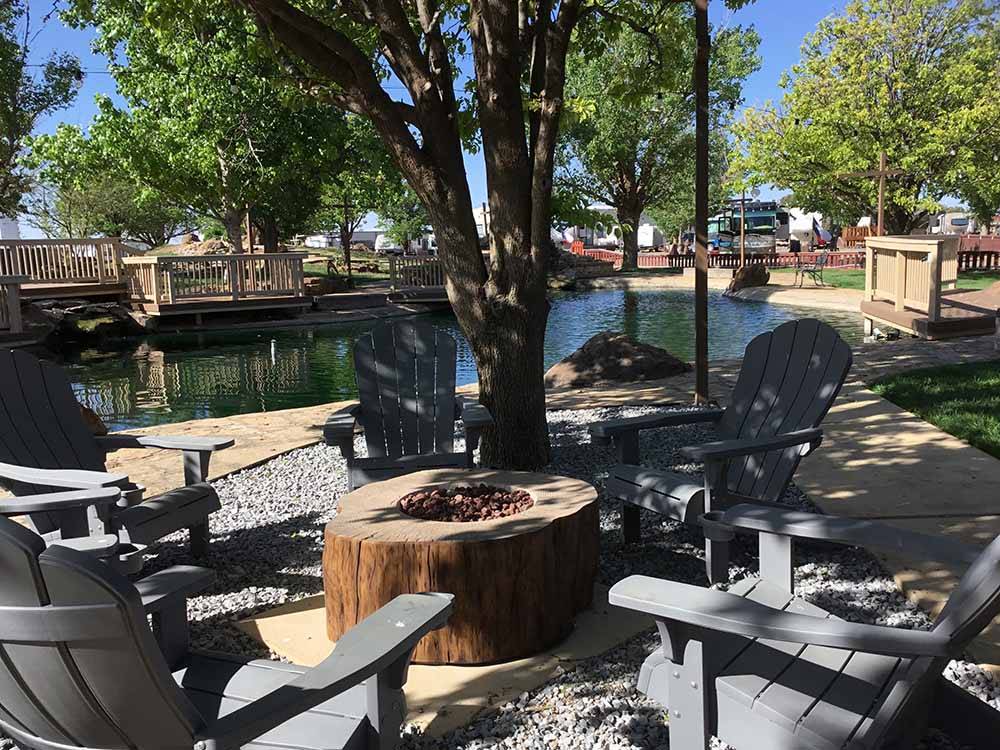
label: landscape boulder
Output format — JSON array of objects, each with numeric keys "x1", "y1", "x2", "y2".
[
  {"x1": 725, "y1": 263, "x2": 770, "y2": 295},
  {"x1": 30, "y1": 300, "x2": 146, "y2": 342},
  {"x1": 544, "y1": 331, "x2": 690, "y2": 388}
]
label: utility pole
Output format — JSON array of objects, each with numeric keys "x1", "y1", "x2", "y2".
[
  {"x1": 693, "y1": 0, "x2": 710, "y2": 404},
  {"x1": 740, "y1": 189, "x2": 746, "y2": 268}
]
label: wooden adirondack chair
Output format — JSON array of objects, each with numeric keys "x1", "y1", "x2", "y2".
[
  {"x1": 0, "y1": 349, "x2": 233, "y2": 558},
  {"x1": 0, "y1": 515, "x2": 453, "y2": 750},
  {"x1": 611, "y1": 503, "x2": 1000, "y2": 750},
  {"x1": 324, "y1": 320, "x2": 494, "y2": 490},
  {"x1": 591, "y1": 319, "x2": 852, "y2": 580}
]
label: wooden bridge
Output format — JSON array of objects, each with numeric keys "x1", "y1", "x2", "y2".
[
  {"x1": 0, "y1": 239, "x2": 134, "y2": 300},
  {"x1": 387, "y1": 255, "x2": 450, "y2": 303}
]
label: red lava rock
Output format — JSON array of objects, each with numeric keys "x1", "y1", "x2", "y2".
[{"x1": 399, "y1": 483, "x2": 534, "y2": 522}]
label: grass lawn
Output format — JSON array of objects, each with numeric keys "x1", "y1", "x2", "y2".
[
  {"x1": 772, "y1": 268, "x2": 1000, "y2": 291},
  {"x1": 872, "y1": 360, "x2": 1000, "y2": 460}
]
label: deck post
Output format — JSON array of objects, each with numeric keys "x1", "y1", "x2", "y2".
[
  {"x1": 864, "y1": 241, "x2": 875, "y2": 302},
  {"x1": 894, "y1": 248, "x2": 907, "y2": 312},
  {"x1": 151, "y1": 259, "x2": 163, "y2": 303},
  {"x1": 230, "y1": 257, "x2": 241, "y2": 301},
  {"x1": 928, "y1": 240, "x2": 943, "y2": 323},
  {"x1": 165, "y1": 259, "x2": 176, "y2": 304},
  {"x1": 1, "y1": 277, "x2": 25, "y2": 334}
]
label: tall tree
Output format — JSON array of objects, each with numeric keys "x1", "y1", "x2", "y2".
[
  {"x1": 64, "y1": 1, "x2": 350, "y2": 251},
  {"x1": 0, "y1": 1, "x2": 80, "y2": 217},
  {"x1": 116, "y1": 0, "x2": 751, "y2": 468},
  {"x1": 558, "y1": 18, "x2": 759, "y2": 269},
  {"x1": 732, "y1": 0, "x2": 1000, "y2": 235}
]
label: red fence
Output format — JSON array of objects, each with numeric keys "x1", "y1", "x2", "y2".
[
  {"x1": 960, "y1": 236, "x2": 1000, "y2": 253},
  {"x1": 570, "y1": 243, "x2": 1000, "y2": 274}
]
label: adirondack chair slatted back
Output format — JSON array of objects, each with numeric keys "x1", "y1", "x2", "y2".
[
  {"x1": 355, "y1": 321, "x2": 458, "y2": 459},
  {"x1": 716, "y1": 319, "x2": 852, "y2": 503},
  {"x1": 0, "y1": 349, "x2": 106, "y2": 476},
  {"x1": 0, "y1": 518, "x2": 203, "y2": 749}
]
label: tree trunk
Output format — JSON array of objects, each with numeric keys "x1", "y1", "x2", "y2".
[
  {"x1": 222, "y1": 207, "x2": 244, "y2": 253},
  {"x1": 618, "y1": 205, "x2": 642, "y2": 271},
  {"x1": 259, "y1": 216, "x2": 280, "y2": 252},
  {"x1": 465, "y1": 285, "x2": 552, "y2": 469},
  {"x1": 338, "y1": 223, "x2": 353, "y2": 278}
]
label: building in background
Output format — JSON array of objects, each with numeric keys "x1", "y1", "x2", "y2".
[{"x1": 0, "y1": 217, "x2": 20, "y2": 240}]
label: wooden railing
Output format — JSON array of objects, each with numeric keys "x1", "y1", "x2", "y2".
[
  {"x1": 960, "y1": 236, "x2": 1000, "y2": 254},
  {"x1": 122, "y1": 253, "x2": 307, "y2": 304},
  {"x1": 958, "y1": 250, "x2": 1000, "y2": 272},
  {"x1": 0, "y1": 239, "x2": 136, "y2": 284},
  {"x1": 0, "y1": 276, "x2": 26, "y2": 334},
  {"x1": 865, "y1": 235, "x2": 959, "y2": 323},
  {"x1": 840, "y1": 226, "x2": 874, "y2": 247},
  {"x1": 388, "y1": 255, "x2": 445, "y2": 290},
  {"x1": 569, "y1": 245, "x2": 867, "y2": 270}
]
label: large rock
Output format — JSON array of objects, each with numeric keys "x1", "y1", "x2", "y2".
[
  {"x1": 30, "y1": 301, "x2": 146, "y2": 342},
  {"x1": 725, "y1": 263, "x2": 770, "y2": 295},
  {"x1": 544, "y1": 331, "x2": 690, "y2": 388}
]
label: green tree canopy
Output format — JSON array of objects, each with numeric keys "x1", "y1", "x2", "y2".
[
  {"x1": 0, "y1": 0, "x2": 81, "y2": 217},
  {"x1": 62, "y1": 0, "x2": 352, "y2": 249},
  {"x1": 732, "y1": 0, "x2": 1000, "y2": 234},
  {"x1": 558, "y1": 14, "x2": 759, "y2": 268}
]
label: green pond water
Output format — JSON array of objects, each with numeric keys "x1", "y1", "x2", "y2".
[{"x1": 60, "y1": 289, "x2": 863, "y2": 432}]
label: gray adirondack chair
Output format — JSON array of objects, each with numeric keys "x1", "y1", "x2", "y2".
[
  {"x1": 0, "y1": 349, "x2": 233, "y2": 557},
  {"x1": 324, "y1": 320, "x2": 494, "y2": 490},
  {"x1": 0, "y1": 514, "x2": 453, "y2": 750},
  {"x1": 611, "y1": 503, "x2": 1000, "y2": 750},
  {"x1": 592, "y1": 319, "x2": 852, "y2": 580}
]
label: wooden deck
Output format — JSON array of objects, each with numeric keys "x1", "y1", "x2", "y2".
[
  {"x1": 20, "y1": 281, "x2": 128, "y2": 301},
  {"x1": 135, "y1": 294, "x2": 312, "y2": 317},
  {"x1": 861, "y1": 284, "x2": 999, "y2": 339}
]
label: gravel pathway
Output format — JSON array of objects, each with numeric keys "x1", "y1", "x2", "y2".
[{"x1": 136, "y1": 406, "x2": 1000, "y2": 749}]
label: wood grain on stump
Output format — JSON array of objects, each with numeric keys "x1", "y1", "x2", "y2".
[{"x1": 323, "y1": 468, "x2": 599, "y2": 665}]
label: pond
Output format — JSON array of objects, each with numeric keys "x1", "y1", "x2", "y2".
[{"x1": 61, "y1": 289, "x2": 863, "y2": 431}]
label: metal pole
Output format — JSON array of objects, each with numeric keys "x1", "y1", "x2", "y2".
[
  {"x1": 877, "y1": 150, "x2": 887, "y2": 236},
  {"x1": 694, "y1": 0, "x2": 710, "y2": 404},
  {"x1": 740, "y1": 189, "x2": 746, "y2": 268}
]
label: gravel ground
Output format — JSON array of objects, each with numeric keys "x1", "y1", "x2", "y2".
[{"x1": 135, "y1": 406, "x2": 1000, "y2": 749}]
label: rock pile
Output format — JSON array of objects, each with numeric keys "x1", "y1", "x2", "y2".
[
  {"x1": 399, "y1": 484, "x2": 534, "y2": 522},
  {"x1": 544, "y1": 331, "x2": 690, "y2": 388},
  {"x1": 27, "y1": 300, "x2": 148, "y2": 341},
  {"x1": 725, "y1": 262, "x2": 770, "y2": 295}
]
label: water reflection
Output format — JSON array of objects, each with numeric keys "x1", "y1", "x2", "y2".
[{"x1": 60, "y1": 289, "x2": 863, "y2": 431}]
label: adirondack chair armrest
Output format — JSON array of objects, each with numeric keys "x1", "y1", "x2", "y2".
[
  {"x1": 96, "y1": 435, "x2": 236, "y2": 453},
  {"x1": 721, "y1": 504, "x2": 983, "y2": 567},
  {"x1": 679, "y1": 427, "x2": 823, "y2": 462},
  {"x1": 135, "y1": 565, "x2": 216, "y2": 668},
  {"x1": 0, "y1": 462, "x2": 129, "y2": 490},
  {"x1": 459, "y1": 401, "x2": 493, "y2": 459},
  {"x1": 590, "y1": 408, "x2": 726, "y2": 444},
  {"x1": 136, "y1": 565, "x2": 217, "y2": 614},
  {"x1": 323, "y1": 405, "x2": 361, "y2": 461},
  {"x1": 196, "y1": 593, "x2": 454, "y2": 750},
  {"x1": 96, "y1": 435, "x2": 235, "y2": 485},
  {"x1": 610, "y1": 575, "x2": 952, "y2": 658},
  {"x1": 0, "y1": 487, "x2": 123, "y2": 515}
]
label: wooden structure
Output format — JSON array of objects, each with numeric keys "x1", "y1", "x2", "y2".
[
  {"x1": 840, "y1": 225, "x2": 873, "y2": 247},
  {"x1": 0, "y1": 349, "x2": 231, "y2": 560},
  {"x1": 0, "y1": 239, "x2": 133, "y2": 300},
  {"x1": 593, "y1": 319, "x2": 852, "y2": 583},
  {"x1": 611, "y1": 503, "x2": 1000, "y2": 750},
  {"x1": 0, "y1": 275, "x2": 26, "y2": 334},
  {"x1": 0, "y1": 516, "x2": 452, "y2": 750},
  {"x1": 388, "y1": 254, "x2": 445, "y2": 290},
  {"x1": 122, "y1": 252, "x2": 310, "y2": 316},
  {"x1": 860, "y1": 235, "x2": 998, "y2": 338},
  {"x1": 324, "y1": 468, "x2": 599, "y2": 664},
  {"x1": 324, "y1": 320, "x2": 493, "y2": 490}
]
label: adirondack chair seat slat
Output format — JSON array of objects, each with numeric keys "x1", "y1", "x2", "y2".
[
  {"x1": 176, "y1": 654, "x2": 368, "y2": 750},
  {"x1": 606, "y1": 465, "x2": 704, "y2": 524}
]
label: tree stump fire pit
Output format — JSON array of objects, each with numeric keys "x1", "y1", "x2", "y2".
[{"x1": 323, "y1": 468, "x2": 599, "y2": 665}]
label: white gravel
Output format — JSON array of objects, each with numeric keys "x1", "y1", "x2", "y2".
[{"x1": 136, "y1": 406, "x2": 999, "y2": 749}]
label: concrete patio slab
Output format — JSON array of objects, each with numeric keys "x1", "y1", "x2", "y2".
[{"x1": 238, "y1": 583, "x2": 652, "y2": 736}]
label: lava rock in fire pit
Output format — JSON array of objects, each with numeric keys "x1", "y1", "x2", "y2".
[{"x1": 399, "y1": 483, "x2": 534, "y2": 522}]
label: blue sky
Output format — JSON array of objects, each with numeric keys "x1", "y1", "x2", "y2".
[{"x1": 21, "y1": 0, "x2": 844, "y2": 236}]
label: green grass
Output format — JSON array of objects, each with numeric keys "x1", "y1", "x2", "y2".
[
  {"x1": 872, "y1": 361, "x2": 1000, "y2": 460},
  {"x1": 772, "y1": 268, "x2": 1000, "y2": 291}
]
